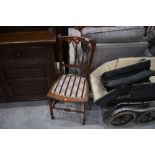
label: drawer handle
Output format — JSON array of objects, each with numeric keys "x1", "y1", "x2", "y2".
[{"x1": 16, "y1": 53, "x2": 21, "y2": 58}]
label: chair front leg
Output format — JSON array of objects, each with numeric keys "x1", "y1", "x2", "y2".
[{"x1": 48, "y1": 98, "x2": 54, "y2": 119}]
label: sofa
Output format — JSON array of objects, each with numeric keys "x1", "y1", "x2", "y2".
[
  {"x1": 145, "y1": 26, "x2": 155, "y2": 56},
  {"x1": 76, "y1": 26, "x2": 152, "y2": 71}
]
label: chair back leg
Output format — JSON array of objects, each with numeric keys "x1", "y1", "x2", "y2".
[{"x1": 83, "y1": 102, "x2": 88, "y2": 125}]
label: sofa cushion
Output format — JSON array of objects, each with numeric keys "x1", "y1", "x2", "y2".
[
  {"x1": 91, "y1": 42, "x2": 149, "y2": 71},
  {"x1": 145, "y1": 26, "x2": 155, "y2": 41},
  {"x1": 150, "y1": 45, "x2": 155, "y2": 56},
  {"x1": 82, "y1": 26, "x2": 146, "y2": 43}
]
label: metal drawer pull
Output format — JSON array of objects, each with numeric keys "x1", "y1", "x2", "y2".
[{"x1": 16, "y1": 53, "x2": 21, "y2": 58}]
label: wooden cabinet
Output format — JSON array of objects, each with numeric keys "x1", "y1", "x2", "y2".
[{"x1": 0, "y1": 31, "x2": 57, "y2": 103}]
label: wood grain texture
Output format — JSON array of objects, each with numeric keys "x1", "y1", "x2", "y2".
[
  {"x1": 0, "y1": 31, "x2": 56, "y2": 45},
  {"x1": 0, "y1": 30, "x2": 57, "y2": 103}
]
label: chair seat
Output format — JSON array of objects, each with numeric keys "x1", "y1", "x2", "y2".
[{"x1": 47, "y1": 74, "x2": 89, "y2": 102}]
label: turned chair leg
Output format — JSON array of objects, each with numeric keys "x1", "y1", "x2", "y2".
[
  {"x1": 48, "y1": 98, "x2": 54, "y2": 120},
  {"x1": 83, "y1": 102, "x2": 88, "y2": 125}
]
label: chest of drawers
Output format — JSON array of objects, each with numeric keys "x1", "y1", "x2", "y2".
[{"x1": 0, "y1": 31, "x2": 57, "y2": 102}]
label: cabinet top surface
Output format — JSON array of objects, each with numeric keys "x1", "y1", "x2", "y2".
[{"x1": 0, "y1": 31, "x2": 56, "y2": 45}]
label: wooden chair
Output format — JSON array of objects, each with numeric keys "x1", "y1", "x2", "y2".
[{"x1": 47, "y1": 35, "x2": 96, "y2": 125}]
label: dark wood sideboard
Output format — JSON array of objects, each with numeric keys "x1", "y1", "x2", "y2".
[{"x1": 0, "y1": 31, "x2": 57, "y2": 103}]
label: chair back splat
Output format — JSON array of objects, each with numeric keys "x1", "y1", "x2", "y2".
[{"x1": 58, "y1": 35, "x2": 96, "y2": 77}]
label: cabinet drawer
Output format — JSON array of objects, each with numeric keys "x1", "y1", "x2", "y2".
[
  {"x1": 4, "y1": 67, "x2": 46, "y2": 78},
  {"x1": 0, "y1": 82, "x2": 7, "y2": 99},
  {"x1": 0, "y1": 45, "x2": 50, "y2": 60},
  {"x1": 8, "y1": 77, "x2": 48, "y2": 96}
]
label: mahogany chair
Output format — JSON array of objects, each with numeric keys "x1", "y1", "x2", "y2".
[{"x1": 47, "y1": 35, "x2": 96, "y2": 125}]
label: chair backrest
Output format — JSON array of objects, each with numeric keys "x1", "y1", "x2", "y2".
[{"x1": 58, "y1": 35, "x2": 96, "y2": 78}]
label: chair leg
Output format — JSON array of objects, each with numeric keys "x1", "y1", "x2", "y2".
[
  {"x1": 88, "y1": 97, "x2": 93, "y2": 110},
  {"x1": 48, "y1": 98, "x2": 54, "y2": 120},
  {"x1": 83, "y1": 102, "x2": 88, "y2": 125}
]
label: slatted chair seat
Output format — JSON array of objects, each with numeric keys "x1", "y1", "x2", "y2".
[{"x1": 48, "y1": 74, "x2": 89, "y2": 102}]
